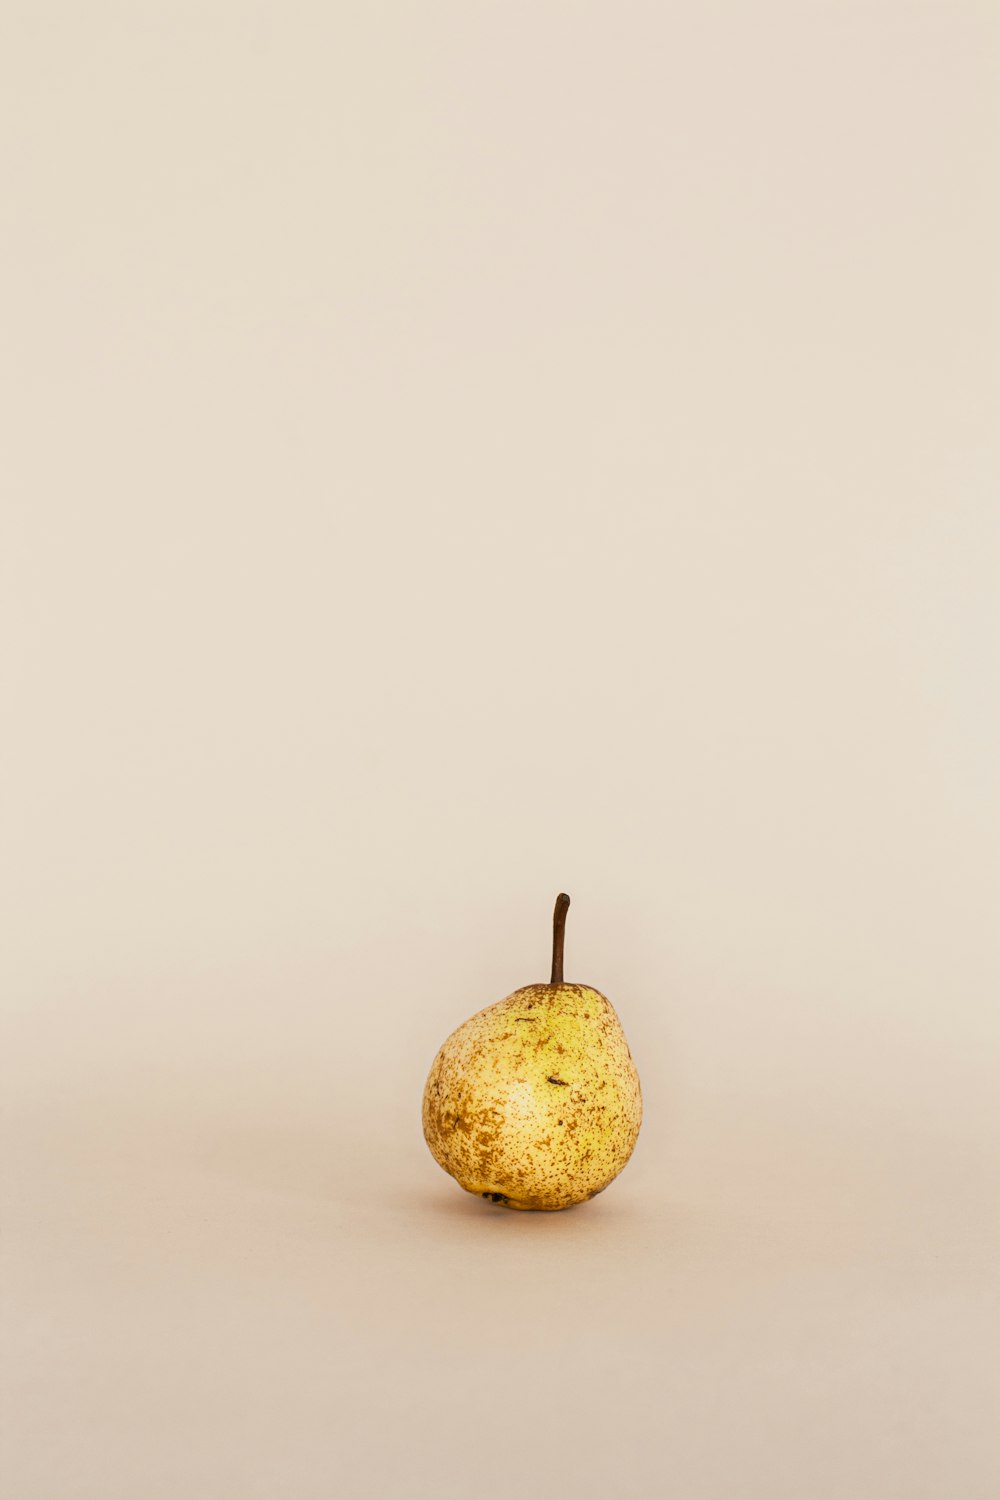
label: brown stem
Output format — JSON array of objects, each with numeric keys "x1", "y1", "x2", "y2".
[{"x1": 550, "y1": 892, "x2": 570, "y2": 984}]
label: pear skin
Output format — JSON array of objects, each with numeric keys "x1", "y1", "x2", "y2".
[{"x1": 422, "y1": 896, "x2": 642, "y2": 1211}]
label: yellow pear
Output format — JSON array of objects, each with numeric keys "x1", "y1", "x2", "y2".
[{"x1": 422, "y1": 894, "x2": 642, "y2": 1210}]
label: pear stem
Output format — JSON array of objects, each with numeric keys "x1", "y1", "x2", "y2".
[{"x1": 550, "y1": 892, "x2": 570, "y2": 984}]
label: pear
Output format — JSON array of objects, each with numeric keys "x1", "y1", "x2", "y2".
[{"x1": 422, "y1": 894, "x2": 642, "y2": 1210}]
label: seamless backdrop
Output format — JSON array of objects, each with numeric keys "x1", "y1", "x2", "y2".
[{"x1": 2, "y1": 4, "x2": 999, "y2": 1498}]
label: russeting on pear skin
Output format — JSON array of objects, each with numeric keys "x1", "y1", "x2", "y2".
[{"x1": 422, "y1": 894, "x2": 642, "y2": 1211}]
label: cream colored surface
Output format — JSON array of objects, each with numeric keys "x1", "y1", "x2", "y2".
[{"x1": 1, "y1": 3, "x2": 998, "y2": 1497}]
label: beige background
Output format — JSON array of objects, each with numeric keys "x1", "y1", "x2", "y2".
[{"x1": 2, "y1": 3, "x2": 998, "y2": 1496}]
